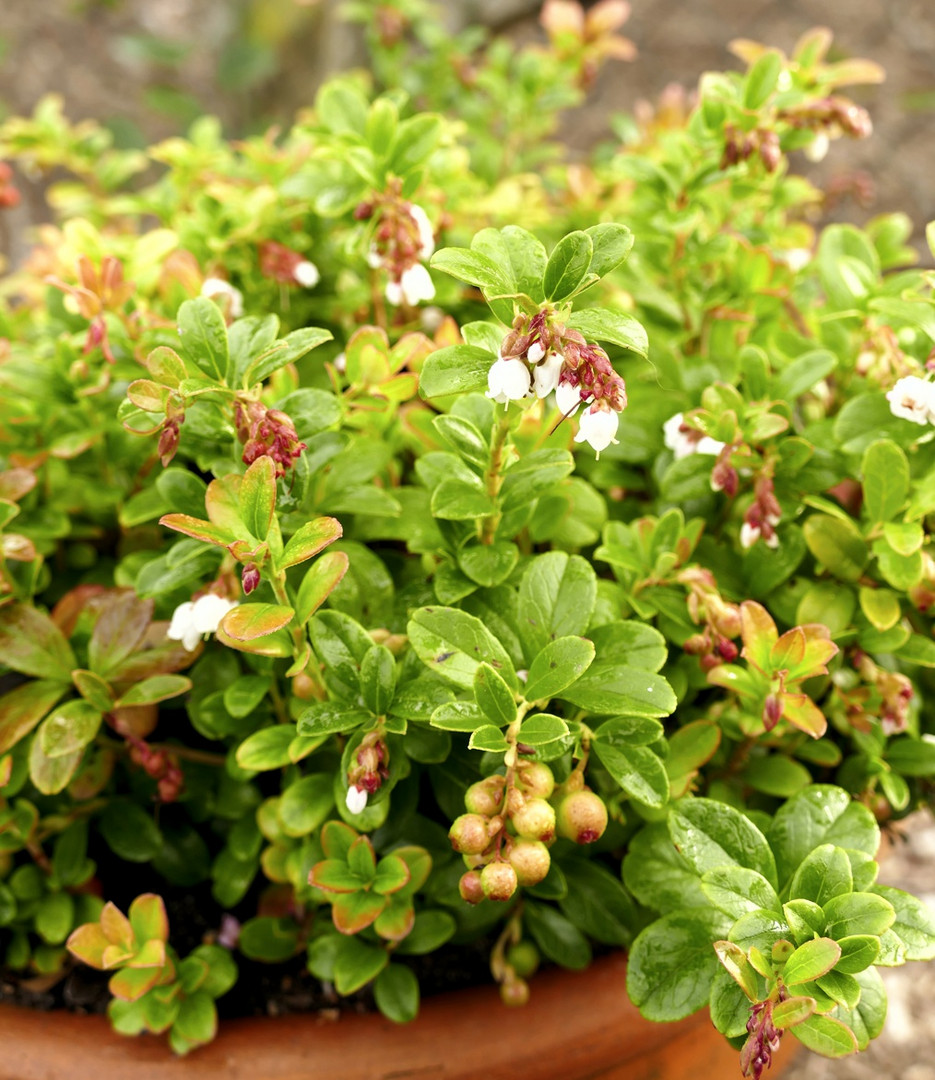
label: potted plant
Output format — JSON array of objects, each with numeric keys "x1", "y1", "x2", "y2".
[{"x1": 0, "y1": 4, "x2": 933, "y2": 1076}]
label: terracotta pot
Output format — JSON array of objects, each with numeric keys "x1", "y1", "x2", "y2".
[{"x1": 0, "y1": 953, "x2": 801, "y2": 1080}]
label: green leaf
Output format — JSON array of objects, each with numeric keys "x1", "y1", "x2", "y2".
[
  {"x1": 116, "y1": 674, "x2": 191, "y2": 708},
  {"x1": 517, "y1": 553, "x2": 597, "y2": 660},
  {"x1": 803, "y1": 515, "x2": 869, "y2": 581},
  {"x1": 668, "y1": 798, "x2": 778, "y2": 887},
  {"x1": 333, "y1": 935, "x2": 388, "y2": 994},
  {"x1": 236, "y1": 725, "x2": 297, "y2": 771},
  {"x1": 458, "y1": 543, "x2": 518, "y2": 588},
  {"x1": 430, "y1": 478, "x2": 495, "y2": 520},
  {"x1": 471, "y1": 226, "x2": 546, "y2": 301},
  {"x1": 467, "y1": 725, "x2": 509, "y2": 752},
  {"x1": 38, "y1": 700, "x2": 101, "y2": 758},
  {"x1": 432, "y1": 415, "x2": 489, "y2": 468},
  {"x1": 429, "y1": 701, "x2": 487, "y2": 732},
  {"x1": 295, "y1": 551, "x2": 350, "y2": 625},
  {"x1": 788, "y1": 844, "x2": 853, "y2": 907},
  {"x1": 238, "y1": 917, "x2": 299, "y2": 962},
  {"x1": 35, "y1": 892, "x2": 75, "y2": 945},
  {"x1": 588, "y1": 621, "x2": 668, "y2": 673},
  {"x1": 543, "y1": 231, "x2": 594, "y2": 301},
  {"x1": 742, "y1": 755, "x2": 811, "y2": 798},
  {"x1": 221, "y1": 604, "x2": 294, "y2": 641},
  {"x1": 561, "y1": 661, "x2": 676, "y2": 718},
  {"x1": 429, "y1": 248, "x2": 512, "y2": 295},
  {"x1": 278, "y1": 774, "x2": 334, "y2": 838},
  {"x1": 395, "y1": 910, "x2": 456, "y2": 955},
  {"x1": 88, "y1": 592, "x2": 152, "y2": 675},
  {"x1": 523, "y1": 636, "x2": 595, "y2": 702},
  {"x1": 408, "y1": 606, "x2": 516, "y2": 690},
  {"x1": 558, "y1": 856, "x2": 636, "y2": 947},
  {"x1": 592, "y1": 741, "x2": 669, "y2": 808},
  {"x1": 791, "y1": 1013, "x2": 859, "y2": 1058},
  {"x1": 622, "y1": 822, "x2": 707, "y2": 913},
  {"x1": 822, "y1": 892, "x2": 895, "y2": 939},
  {"x1": 238, "y1": 456, "x2": 277, "y2": 541},
  {"x1": 222, "y1": 674, "x2": 270, "y2": 719},
  {"x1": 100, "y1": 800, "x2": 162, "y2": 862},
  {"x1": 245, "y1": 326, "x2": 333, "y2": 386},
  {"x1": 700, "y1": 866, "x2": 781, "y2": 919},
  {"x1": 566, "y1": 308, "x2": 647, "y2": 357},
  {"x1": 280, "y1": 517, "x2": 343, "y2": 570},
  {"x1": 374, "y1": 963, "x2": 419, "y2": 1023},
  {"x1": 0, "y1": 681, "x2": 67, "y2": 756},
  {"x1": 872, "y1": 884, "x2": 935, "y2": 960},
  {"x1": 782, "y1": 938, "x2": 842, "y2": 985},
  {"x1": 584, "y1": 222, "x2": 634, "y2": 279},
  {"x1": 834, "y1": 935, "x2": 880, "y2": 974},
  {"x1": 372, "y1": 854, "x2": 411, "y2": 896},
  {"x1": 358, "y1": 644, "x2": 397, "y2": 716},
  {"x1": 626, "y1": 910, "x2": 728, "y2": 1021},
  {"x1": 473, "y1": 662, "x2": 516, "y2": 726},
  {"x1": 177, "y1": 297, "x2": 228, "y2": 383},
  {"x1": 524, "y1": 901, "x2": 591, "y2": 970},
  {"x1": 886, "y1": 737, "x2": 935, "y2": 777},
  {"x1": 767, "y1": 786, "x2": 879, "y2": 889},
  {"x1": 332, "y1": 891, "x2": 387, "y2": 935},
  {"x1": 831, "y1": 967, "x2": 886, "y2": 1050},
  {"x1": 0, "y1": 603, "x2": 75, "y2": 680},
  {"x1": 744, "y1": 49, "x2": 783, "y2": 108},
  {"x1": 862, "y1": 440, "x2": 909, "y2": 523},
  {"x1": 518, "y1": 713, "x2": 570, "y2": 746}
]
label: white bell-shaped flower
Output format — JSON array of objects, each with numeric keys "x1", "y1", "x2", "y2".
[
  {"x1": 409, "y1": 203, "x2": 435, "y2": 260},
  {"x1": 555, "y1": 380, "x2": 583, "y2": 417},
  {"x1": 167, "y1": 594, "x2": 237, "y2": 652},
  {"x1": 740, "y1": 522, "x2": 761, "y2": 550},
  {"x1": 527, "y1": 341, "x2": 545, "y2": 365},
  {"x1": 663, "y1": 412, "x2": 726, "y2": 459},
  {"x1": 486, "y1": 356, "x2": 531, "y2": 405},
  {"x1": 574, "y1": 406, "x2": 619, "y2": 455},
  {"x1": 886, "y1": 375, "x2": 935, "y2": 426},
  {"x1": 201, "y1": 277, "x2": 243, "y2": 318},
  {"x1": 386, "y1": 263, "x2": 436, "y2": 307},
  {"x1": 533, "y1": 351, "x2": 564, "y2": 398},
  {"x1": 345, "y1": 785, "x2": 368, "y2": 815},
  {"x1": 293, "y1": 260, "x2": 320, "y2": 288}
]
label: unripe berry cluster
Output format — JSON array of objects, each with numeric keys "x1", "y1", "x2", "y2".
[{"x1": 450, "y1": 759, "x2": 609, "y2": 904}]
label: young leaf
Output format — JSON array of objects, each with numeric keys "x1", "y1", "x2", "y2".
[
  {"x1": 177, "y1": 297, "x2": 229, "y2": 383},
  {"x1": 238, "y1": 456, "x2": 277, "y2": 541},
  {"x1": 543, "y1": 231, "x2": 593, "y2": 301},
  {"x1": 523, "y1": 636, "x2": 595, "y2": 702}
]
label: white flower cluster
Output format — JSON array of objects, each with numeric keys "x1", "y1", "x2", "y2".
[
  {"x1": 663, "y1": 413, "x2": 725, "y2": 459},
  {"x1": 373, "y1": 203, "x2": 436, "y2": 308},
  {"x1": 886, "y1": 376, "x2": 935, "y2": 426},
  {"x1": 166, "y1": 594, "x2": 237, "y2": 652},
  {"x1": 485, "y1": 352, "x2": 620, "y2": 454}
]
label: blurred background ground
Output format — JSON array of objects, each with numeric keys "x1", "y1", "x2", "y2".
[
  {"x1": 0, "y1": 2, "x2": 933, "y2": 1076},
  {"x1": 1, "y1": 0, "x2": 935, "y2": 262}
]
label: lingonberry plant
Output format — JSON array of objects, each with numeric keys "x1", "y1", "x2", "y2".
[{"x1": 0, "y1": 4, "x2": 933, "y2": 1073}]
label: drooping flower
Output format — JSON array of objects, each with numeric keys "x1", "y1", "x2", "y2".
[
  {"x1": 886, "y1": 375, "x2": 935, "y2": 425},
  {"x1": 574, "y1": 404, "x2": 619, "y2": 454},
  {"x1": 345, "y1": 785, "x2": 369, "y2": 815},
  {"x1": 201, "y1": 277, "x2": 243, "y2": 319},
  {"x1": 486, "y1": 355, "x2": 531, "y2": 405},
  {"x1": 409, "y1": 203, "x2": 435, "y2": 260},
  {"x1": 167, "y1": 594, "x2": 237, "y2": 652},
  {"x1": 663, "y1": 413, "x2": 726, "y2": 458},
  {"x1": 555, "y1": 379, "x2": 584, "y2": 417},
  {"x1": 386, "y1": 262, "x2": 435, "y2": 307},
  {"x1": 293, "y1": 260, "x2": 321, "y2": 288},
  {"x1": 533, "y1": 351, "x2": 564, "y2": 398}
]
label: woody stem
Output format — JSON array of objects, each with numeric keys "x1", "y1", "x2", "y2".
[{"x1": 479, "y1": 413, "x2": 512, "y2": 545}]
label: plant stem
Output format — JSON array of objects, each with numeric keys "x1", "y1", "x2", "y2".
[
  {"x1": 269, "y1": 570, "x2": 326, "y2": 700},
  {"x1": 479, "y1": 412, "x2": 512, "y2": 545}
]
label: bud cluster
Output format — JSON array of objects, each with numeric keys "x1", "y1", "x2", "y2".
[
  {"x1": 157, "y1": 397, "x2": 186, "y2": 467},
  {"x1": 345, "y1": 731, "x2": 390, "y2": 814},
  {"x1": 356, "y1": 183, "x2": 436, "y2": 307},
  {"x1": 113, "y1": 723, "x2": 183, "y2": 803},
  {"x1": 852, "y1": 651, "x2": 914, "y2": 736},
  {"x1": 679, "y1": 566, "x2": 742, "y2": 671},
  {"x1": 778, "y1": 95, "x2": 873, "y2": 159},
  {"x1": 720, "y1": 125, "x2": 781, "y2": 172},
  {"x1": 47, "y1": 254, "x2": 134, "y2": 366},
  {"x1": 234, "y1": 399, "x2": 306, "y2": 478},
  {"x1": 258, "y1": 240, "x2": 320, "y2": 289},
  {"x1": 740, "y1": 474, "x2": 782, "y2": 550},
  {"x1": 740, "y1": 999, "x2": 783, "y2": 1080},
  {"x1": 451, "y1": 759, "x2": 609, "y2": 904}
]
